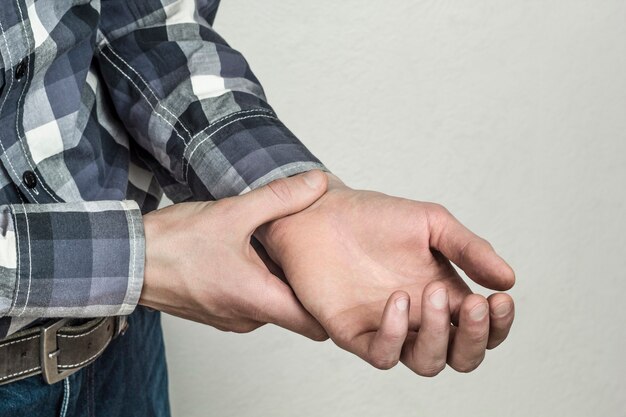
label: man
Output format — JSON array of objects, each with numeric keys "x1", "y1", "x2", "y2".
[{"x1": 0, "y1": 1, "x2": 515, "y2": 416}]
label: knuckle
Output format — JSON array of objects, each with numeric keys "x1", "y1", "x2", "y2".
[
  {"x1": 467, "y1": 329, "x2": 490, "y2": 344},
  {"x1": 328, "y1": 321, "x2": 354, "y2": 349},
  {"x1": 267, "y1": 179, "x2": 293, "y2": 210},
  {"x1": 415, "y1": 361, "x2": 446, "y2": 377},
  {"x1": 426, "y1": 202, "x2": 450, "y2": 219},
  {"x1": 248, "y1": 296, "x2": 272, "y2": 324},
  {"x1": 481, "y1": 237, "x2": 493, "y2": 249},
  {"x1": 311, "y1": 333, "x2": 330, "y2": 342},
  {"x1": 486, "y1": 339, "x2": 503, "y2": 350},
  {"x1": 264, "y1": 217, "x2": 289, "y2": 246},
  {"x1": 331, "y1": 331, "x2": 351, "y2": 350},
  {"x1": 380, "y1": 330, "x2": 406, "y2": 345},
  {"x1": 309, "y1": 329, "x2": 330, "y2": 342},
  {"x1": 424, "y1": 281, "x2": 446, "y2": 293},
  {"x1": 231, "y1": 322, "x2": 260, "y2": 334},
  {"x1": 451, "y1": 356, "x2": 484, "y2": 373},
  {"x1": 424, "y1": 203, "x2": 452, "y2": 245},
  {"x1": 369, "y1": 355, "x2": 399, "y2": 370}
]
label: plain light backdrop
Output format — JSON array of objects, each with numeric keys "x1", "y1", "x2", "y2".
[{"x1": 160, "y1": 1, "x2": 626, "y2": 416}]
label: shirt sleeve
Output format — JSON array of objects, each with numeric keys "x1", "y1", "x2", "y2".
[
  {"x1": 97, "y1": 0, "x2": 327, "y2": 202},
  {"x1": 0, "y1": 201, "x2": 144, "y2": 318}
]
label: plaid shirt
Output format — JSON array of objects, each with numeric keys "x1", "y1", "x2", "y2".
[{"x1": 0, "y1": 0, "x2": 324, "y2": 339}]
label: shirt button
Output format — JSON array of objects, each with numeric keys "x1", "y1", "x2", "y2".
[
  {"x1": 22, "y1": 171, "x2": 37, "y2": 188},
  {"x1": 15, "y1": 59, "x2": 27, "y2": 80}
]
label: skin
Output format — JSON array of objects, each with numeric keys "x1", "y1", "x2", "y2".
[
  {"x1": 140, "y1": 170, "x2": 329, "y2": 341},
  {"x1": 141, "y1": 170, "x2": 515, "y2": 376},
  {"x1": 256, "y1": 172, "x2": 515, "y2": 375}
]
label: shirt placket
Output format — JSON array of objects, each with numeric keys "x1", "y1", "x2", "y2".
[{"x1": 0, "y1": 0, "x2": 59, "y2": 205}]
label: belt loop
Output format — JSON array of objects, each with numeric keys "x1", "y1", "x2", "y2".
[{"x1": 114, "y1": 316, "x2": 129, "y2": 337}]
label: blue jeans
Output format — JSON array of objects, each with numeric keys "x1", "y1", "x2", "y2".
[{"x1": 0, "y1": 307, "x2": 170, "y2": 417}]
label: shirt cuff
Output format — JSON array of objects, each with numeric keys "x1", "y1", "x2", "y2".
[
  {"x1": 0, "y1": 200, "x2": 144, "y2": 318},
  {"x1": 182, "y1": 109, "x2": 329, "y2": 200}
]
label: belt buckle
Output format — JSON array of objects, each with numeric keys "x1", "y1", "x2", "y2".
[{"x1": 40, "y1": 319, "x2": 80, "y2": 384}]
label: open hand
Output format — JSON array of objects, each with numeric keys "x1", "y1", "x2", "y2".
[{"x1": 257, "y1": 172, "x2": 515, "y2": 375}]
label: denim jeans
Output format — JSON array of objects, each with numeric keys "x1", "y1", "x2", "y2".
[{"x1": 0, "y1": 307, "x2": 170, "y2": 417}]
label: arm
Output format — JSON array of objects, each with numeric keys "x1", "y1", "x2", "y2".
[
  {"x1": 99, "y1": 0, "x2": 515, "y2": 374},
  {"x1": 97, "y1": 0, "x2": 326, "y2": 202},
  {"x1": 0, "y1": 200, "x2": 143, "y2": 338},
  {"x1": 93, "y1": 0, "x2": 330, "y2": 340},
  {"x1": 0, "y1": 0, "x2": 321, "y2": 341},
  {"x1": 140, "y1": 170, "x2": 328, "y2": 340}
]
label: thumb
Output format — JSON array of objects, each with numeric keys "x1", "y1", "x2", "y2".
[
  {"x1": 427, "y1": 204, "x2": 515, "y2": 291},
  {"x1": 241, "y1": 170, "x2": 328, "y2": 228}
]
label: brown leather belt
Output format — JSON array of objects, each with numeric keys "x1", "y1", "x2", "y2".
[{"x1": 0, "y1": 316, "x2": 128, "y2": 385}]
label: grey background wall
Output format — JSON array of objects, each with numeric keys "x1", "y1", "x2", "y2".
[{"x1": 160, "y1": 1, "x2": 626, "y2": 416}]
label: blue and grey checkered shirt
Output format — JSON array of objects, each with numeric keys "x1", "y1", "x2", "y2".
[{"x1": 0, "y1": 0, "x2": 325, "y2": 339}]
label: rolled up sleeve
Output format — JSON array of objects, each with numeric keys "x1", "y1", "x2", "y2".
[{"x1": 98, "y1": 0, "x2": 328, "y2": 203}]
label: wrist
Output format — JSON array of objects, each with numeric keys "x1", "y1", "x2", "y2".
[
  {"x1": 139, "y1": 211, "x2": 166, "y2": 309},
  {"x1": 255, "y1": 171, "x2": 348, "y2": 254}
]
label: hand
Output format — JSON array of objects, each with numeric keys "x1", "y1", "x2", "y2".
[
  {"x1": 139, "y1": 171, "x2": 329, "y2": 341},
  {"x1": 257, "y1": 172, "x2": 515, "y2": 375}
]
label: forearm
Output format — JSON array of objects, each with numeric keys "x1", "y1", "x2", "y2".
[
  {"x1": 98, "y1": 0, "x2": 327, "y2": 203},
  {"x1": 133, "y1": 172, "x2": 328, "y2": 340}
]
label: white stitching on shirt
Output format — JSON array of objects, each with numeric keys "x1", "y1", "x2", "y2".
[
  {"x1": 180, "y1": 109, "x2": 276, "y2": 180},
  {"x1": 183, "y1": 114, "x2": 278, "y2": 181},
  {"x1": 123, "y1": 200, "x2": 137, "y2": 311},
  {"x1": 100, "y1": 40, "x2": 275, "y2": 142},
  {"x1": 17, "y1": 202, "x2": 32, "y2": 317},
  {"x1": 99, "y1": 35, "x2": 279, "y2": 184},
  {"x1": 105, "y1": 46, "x2": 194, "y2": 139},
  {"x1": 190, "y1": 109, "x2": 274, "y2": 140},
  {"x1": 100, "y1": 40, "x2": 279, "y2": 179},
  {"x1": 14, "y1": 0, "x2": 61, "y2": 203},
  {"x1": 6, "y1": 205, "x2": 21, "y2": 317},
  {"x1": 0, "y1": 20, "x2": 38, "y2": 204},
  {"x1": 99, "y1": 48, "x2": 191, "y2": 147}
]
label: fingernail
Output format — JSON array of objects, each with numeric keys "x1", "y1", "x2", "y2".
[
  {"x1": 395, "y1": 298, "x2": 409, "y2": 311},
  {"x1": 493, "y1": 303, "x2": 512, "y2": 318},
  {"x1": 470, "y1": 304, "x2": 488, "y2": 321},
  {"x1": 302, "y1": 170, "x2": 322, "y2": 189},
  {"x1": 429, "y1": 289, "x2": 447, "y2": 309}
]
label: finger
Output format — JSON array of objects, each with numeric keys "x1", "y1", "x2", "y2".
[
  {"x1": 426, "y1": 204, "x2": 515, "y2": 291},
  {"x1": 253, "y1": 270, "x2": 328, "y2": 341},
  {"x1": 250, "y1": 236, "x2": 286, "y2": 282},
  {"x1": 241, "y1": 170, "x2": 328, "y2": 228},
  {"x1": 431, "y1": 253, "x2": 472, "y2": 325},
  {"x1": 447, "y1": 294, "x2": 490, "y2": 373},
  {"x1": 359, "y1": 291, "x2": 410, "y2": 370},
  {"x1": 487, "y1": 293, "x2": 515, "y2": 349},
  {"x1": 402, "y1": 283, "x2": 450, "y2": 377}
]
